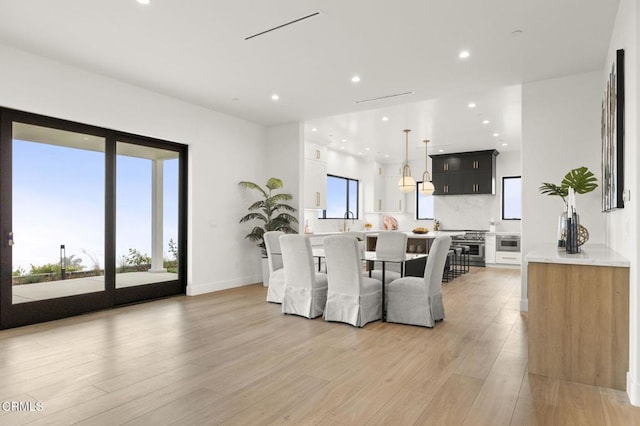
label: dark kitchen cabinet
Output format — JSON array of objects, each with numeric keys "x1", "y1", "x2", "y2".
[
  {"x1": 431, "y1": 150, "x2": 498, "y2": 195},
  {"x1": 432, "y1": 171, "x2": 462, "y2": 195},
  {"x1": 462, "y1": 170, "x2": 493, "y2": 193},
  {"x1": 432, "y1": 156, "x2": 461, "y2": 173}
]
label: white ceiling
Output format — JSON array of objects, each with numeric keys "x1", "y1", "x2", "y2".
[{"x1": 0, "y1": 0, "x2": 619, "y2": 162}]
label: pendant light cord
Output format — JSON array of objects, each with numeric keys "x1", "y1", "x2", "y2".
[{"x1": 403, "y1": 129, "x2": 411, "y2": 179}]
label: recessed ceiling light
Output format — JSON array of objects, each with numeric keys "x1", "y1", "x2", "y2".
[
  {"x1": 482, "y1": 120, "x2": 490, "y2": 124},
  {"x1": 351, "y1": 75, "x2": 361, "y2": 83},
  {"x1": 341, "y1": 139, "x2": 347, "y2": 142},
  {"x1": 502, "y1": 143, "x2": 508, "y2": 146},
  {"x1": 341, "y1": 146, "x2": 345, "y2": 150},
  {"x1": 458, "y1": 50, "x2": 470, "y2": 59},
  {"x1": 382, "y1": 116, "x2": 389, "y2": 121},
  {"x1": 468, "y1": 102, "x2": 476, "y2": 108},
  {"x1": 384, "y1": 154, "x2": 389, "y2": 158},
  {"x1": 358, "y1": 152, "x2": 363, "y2": 155},
  {"x1": 137, "y1": 0, "x2": 150, "y2": 4},
  {"x1": 493, "y1": 133, "x2": 499, "y2": 137},
  {"x1": 271, "y1": 94, "x2": 280, "y2": 101},
  {"x1": 439, "y1": 149, "x2": 444, "y2": 153},
  {"x1": 311, "y1": 128, "x2": 317, "y2": 132},
  {"x1": 365, "y1": 147, "x2": 371, "y2": 151}
]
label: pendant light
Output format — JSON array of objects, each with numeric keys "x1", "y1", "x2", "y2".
[
  {"x1": 398, "y1": 129, "x2": 416, "y2": 193},
  {"x1": 419, "y1": 139, "x2": 435, "y2": 196}
]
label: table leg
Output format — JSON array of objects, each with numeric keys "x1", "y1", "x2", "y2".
[
  {"x1": 381, "y1": 262, "x2": 386, "y2": 321},
  {"x1": 318, "y1": 257, "x2": 321, "y2": 272}
]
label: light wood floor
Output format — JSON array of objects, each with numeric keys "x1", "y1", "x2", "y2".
[{"x1": 1, "y1": 267, "x2": 639, "y2": 425}]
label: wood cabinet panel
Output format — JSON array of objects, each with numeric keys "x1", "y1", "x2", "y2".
[{"x1": 528, "y1": 262, "x2": 629, "y2": 390}]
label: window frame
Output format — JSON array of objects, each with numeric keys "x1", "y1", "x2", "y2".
[
  {"x1": 415, "y1": 181, "x2": 435, "y2": 220},
  {"x1": 501, "y1": 175, "x2": 522, "y2": 220},
  {"x1": 320, "y1": 174, "x2": 359, "y2": 219}
]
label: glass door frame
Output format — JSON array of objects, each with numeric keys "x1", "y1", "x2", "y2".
[
  {"x1": 113, "y1": 133, "x2": 188, "y2": 306},
  {"x1": 0, "y1": 108, "x2": 188, "y2": 329}
]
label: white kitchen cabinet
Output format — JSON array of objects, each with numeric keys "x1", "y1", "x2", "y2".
[
  {"x1": 383, "y1": 175, "x2": 405, "y2": 212},
  {"x1": 304, "y1": 143, "x2": 327, "y2": 162},
  {"x1": 372, "y1": 171, "x2": 385, "y2": 212},
  {"x1": 485, "y1": 234, "x2": 496, "y2": 264},
  {"x1": 371, "y1": 164, "x2": 405, "y2": 213},
  {"x1": 304, "y1": 158, "x2": 326, "y2": 209},
  {"x1": 304, "y1": 142, "x2": 327, "y2": 210},
  {"x1": 496, "y1": 251, "x2": 521, "y2": 265}
]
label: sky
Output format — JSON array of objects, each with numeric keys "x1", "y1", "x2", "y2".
[{"x1": 12, "y1": 139, "x2": 179, "y2": 272}]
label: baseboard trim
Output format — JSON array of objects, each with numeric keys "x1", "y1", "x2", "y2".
[
  {"x1": 628, "y1": 372, "x2": 640, "y2": 406},
  {"x1": 520, "y1": 298, "x2": 528, "y2": 312},
  {"x1": 186, "y1": 274, "x2": 262, "y2": 296}
]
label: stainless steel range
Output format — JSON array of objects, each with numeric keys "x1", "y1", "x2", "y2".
[{"x1": 450, "y1": 230, "x2": 487, "y2": 267}]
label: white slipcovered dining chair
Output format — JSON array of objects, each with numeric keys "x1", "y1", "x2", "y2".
[
  {"x1": 280, "y1": 234, "x2": 328, "y2": 318},
  {"x1": 385, "y1": 235, "x2": 451, "y2": 327},
  {"x1": 368, "y1": 231, "x2": 407, "y2": 284},
  {"x1": 264, "y1": 231, "x2": 285, "y2": 303},
  {"x1": 323, "y1": 235, "x2": 382, "y2": 327}
]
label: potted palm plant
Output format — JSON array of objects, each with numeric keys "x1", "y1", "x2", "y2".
[
  {"x1": 539, "y1": 166, "x2": 598, "y2": 248},
  {"x1": 239, "y1": 177, "x2": 297, "y2": 284}
]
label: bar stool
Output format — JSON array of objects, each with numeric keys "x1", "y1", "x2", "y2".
[
  {"x1": 451, "y1": 244, "x2": 470, "y2": 274},
  {"x1": 451, "y1": 247, "x2": 463, "y2": 278},
  {"x1": 460, "y1": 245, "x2": 470, "y2": 273},
  {"x1": 443, "y1": 250, "x2": 455, "y2": 282}
]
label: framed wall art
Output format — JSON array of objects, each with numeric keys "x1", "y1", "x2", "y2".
[{"x1": 601, "y1": 48, "x2": 625, "y2": 211}]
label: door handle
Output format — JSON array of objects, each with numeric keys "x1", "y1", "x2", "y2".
[{"x1": 8, "y1": 232, "x2": 14, "y2": 246}]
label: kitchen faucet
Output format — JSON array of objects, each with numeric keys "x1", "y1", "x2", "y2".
[{"x1": 343, "y1": 210, "x2": 355, "y2": 232}]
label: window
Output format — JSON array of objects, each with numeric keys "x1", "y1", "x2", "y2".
[
  {"x1": 416, "y1": 182, "x2": 435, "y2": 220},
  {"x1": 502, "y1": 176, "x2": 522, "y2": 220},
  {"x1": 320, "y1": 175, "x2": 359, "y2": 219}
]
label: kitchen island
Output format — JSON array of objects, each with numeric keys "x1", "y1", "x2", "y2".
[
  {"x1": 365, "y1": 231, "x2": 465, "y2": 253},
  {"x1": 526, "y1": 243, "x2": 630, "y2": 390}
]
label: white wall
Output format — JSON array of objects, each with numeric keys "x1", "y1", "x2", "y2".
[
  {"x1": 266, "y1": 123, "x2": 303, "y2": 226},
  {"x1": 521, "y1": 71, "x2": 605, "y2": 311},
  {"x1": 605, "y1": 0, "x2": 639, "y2": 406},
  {"x1": 0, "y1": 43, "x2": 269, "y2": 296}
]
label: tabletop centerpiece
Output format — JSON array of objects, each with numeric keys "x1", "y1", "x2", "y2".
[{"x1": 538, "y1": 166, "x2": 598, "y2": 253}]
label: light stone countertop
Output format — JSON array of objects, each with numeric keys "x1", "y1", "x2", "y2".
[
  {"x1": 525, "y1": 243, "x2": 630, "y2": 268},
  {"x1": 365, "y1": 231, "x2": 465, "y2": 239},
  {"x1": 306, "y1": 230, "x2": 465, "y2": 239}
]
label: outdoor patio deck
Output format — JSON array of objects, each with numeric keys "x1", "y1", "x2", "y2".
[{"x1": 12, "y1": 272, "x2": 178, "y2": 304}]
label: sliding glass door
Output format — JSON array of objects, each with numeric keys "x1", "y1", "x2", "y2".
[
  {"x1": 11, "y1": 123, "x2": 106, "y2": 304},
  {"x1": 0, "y1": 108, "x2": 187, "y2": 328},
  {"x1": 114, "y1": 139, "x2": 184, "y2": 304}
]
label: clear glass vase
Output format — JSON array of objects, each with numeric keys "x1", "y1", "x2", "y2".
[{"x1": 557, "y1": 203, "x2": 568, "y2": 248}]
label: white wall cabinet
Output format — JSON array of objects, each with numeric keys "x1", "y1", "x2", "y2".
[
  {"x1": 371, "y1": 164, "x2": 405, "y2": 213},
  {"x1": 304, "y1": 143, "x2": 326, "y2": 162},
  {"x1": 304, "y1": 143, "x2": 327, "y2": 210}
]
